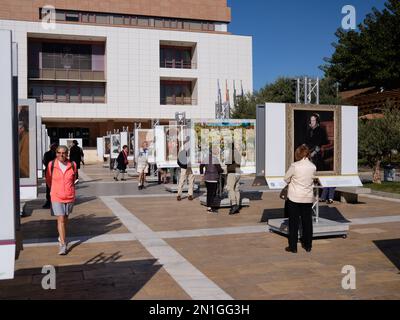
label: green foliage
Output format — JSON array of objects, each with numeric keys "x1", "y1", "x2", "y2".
[
  {"x1": 358, "y1": 105, "x2": 400, "y2": 168},
  {"x1": 322, "y1": 0, "x2": 400, "y2": 90}
]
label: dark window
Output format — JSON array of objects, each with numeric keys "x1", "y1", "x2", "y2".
[
  {"x1": 160, "y1": 46, "x2": 193, "y2": 69},
  {"x1": 160, "y1": 81, "x2": 193, "y2": 105},
  {"x1": 28, "y1": 81, "x2": 106, "y2": 104},
  {"x1": 66, "y1": 12, "x2": 79, "y2": 22}
]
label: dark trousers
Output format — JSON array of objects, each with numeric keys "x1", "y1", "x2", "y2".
[
  {"x1": 321, "y1": 187, "x2": 336, "y2": 200},
  {"x1": 286, "y1": 199, "x2": 313, "y2": 250},
  {"x1": 205, "y1": 181, "x2": 218, "y2": 208},
  {"x1": 45, "y1": 185, "x2": 51, "y2": 203}
]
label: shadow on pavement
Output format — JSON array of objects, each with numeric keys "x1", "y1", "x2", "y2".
[
  {"x1": 0, "y1": 254, "x2": 162, "y2": 300},
  {"x1": 373, "y1": 239, "x2": 400, "y2": 272}
]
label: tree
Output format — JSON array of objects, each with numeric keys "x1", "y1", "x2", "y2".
[
  {"x1": 358, "y1": 105, "x2": 400, "y2": 183},
  {"x1": 322, "y1": 0, "x2": 400, "y2": 91}
]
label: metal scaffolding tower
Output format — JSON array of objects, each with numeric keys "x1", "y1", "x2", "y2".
[{"x1": 296, "y1": 77, "x2": 320, "y2": 104}]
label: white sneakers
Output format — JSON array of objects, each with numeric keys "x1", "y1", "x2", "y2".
[{"x1": 58, "y1": 237, "x2": 68, "y2": 255}]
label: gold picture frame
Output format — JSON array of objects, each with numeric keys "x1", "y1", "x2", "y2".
[{"x1": 286, "y1": 104, "x2": 342, "y2": 176}]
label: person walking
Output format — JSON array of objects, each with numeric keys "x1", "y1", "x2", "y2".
[
  {"x1": 177, "y1": 138, "x2": 195, "y2": 201},
  {"x1": 137, "y1": 142, "x2": 149, "y2": 190},
  {"x1": 114, "y1": 145, "x2": 129, "y2": 181},
  {"x1": 200, "y1": 146, "x2": 223, "y2": 213},
  {"x1": 284, "y1": 144, "x2": 316, "y2": 253},
  {"x1": 226, "y1": 144, "x2": 242, "y2": 215},
  {"x1": 69, "y1": 140, "x2": 84, "y2": 181},
  {"x1": 320, "y1": 187, "x2": 336, "y2": 204},
  {"x1": 46, "y1": 145, "x2": 78, "y2": 255},
  {"x1": 42, "y1": 143, "x2": 58, "y2": 209}
]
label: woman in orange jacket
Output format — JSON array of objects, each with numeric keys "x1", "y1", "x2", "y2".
[{"x1": 46, "y1": 145, "x2": 77, "y2": 255}]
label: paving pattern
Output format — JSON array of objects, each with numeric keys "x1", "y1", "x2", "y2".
[{"x1": 1, "y1": 164, "x2": 399, "y2": 300}]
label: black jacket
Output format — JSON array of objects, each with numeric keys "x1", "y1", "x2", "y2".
[
  {"x1": 200, "y1": 154, "x2": 223, "y2": 181},
  {"x1": 43, "y1": 150, "x2": 56, "y2": 169},
  {"x1": 116, "y1": 151, "x2": 128, "y2": 171},
  {"x1": 69, "y1": 145, "x2": 84, "y2": 169}
]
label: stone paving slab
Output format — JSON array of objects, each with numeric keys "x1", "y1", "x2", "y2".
[
  {"x1": 21, "y1": 197, "x2": 129, "y2": 241},
  {"x1": 0, "y1": 241, "x2": 190, "y2": 300},
  {"x1": 165, "y1": 229, "x2": 400, "y2": 300},
  {"x1": 117, "y1": 192, "x2": 400, "y2": 233}
]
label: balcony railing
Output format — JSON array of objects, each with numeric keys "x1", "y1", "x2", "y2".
[
  {"x1": 160, "y1": 60, "x2": 196, "y2": 69},
  {"x1": 29, "y1": 94, "x2": 106, "y2": 104},
  {"x1": 161, "y1": 96, "x2": 197, "y2": 105},
  {"x1": 29, "y1": 68, "x2": 106, "y2": 81}
]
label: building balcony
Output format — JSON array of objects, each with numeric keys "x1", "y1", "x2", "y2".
[
  {"x1": 160, "y1": 97, "x2": 197, "y2": 105},
  {"x1": 29, "y1": 68, "x2": 106, "y2": 82},
  {"x1": 160, "y1": 60, "x2": 197, "y2": 69}
]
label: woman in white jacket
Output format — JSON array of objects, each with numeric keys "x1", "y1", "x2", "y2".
[{"x1": 284, "y1": 144, "x2": 316, "y2": 253}]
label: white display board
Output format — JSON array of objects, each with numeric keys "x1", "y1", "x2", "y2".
[
  {"x1": 263, "y1": 103, "x2": 361, "y2": 189},
  {"x1": 19, "y1": 99, "x2": 38, "y2": 201},
  {"x1": 97, "y1": 137, "x2": 104, "y2": 161},
  {"x1": 59, "y1": 138, "x2": 83, "y2": 150},
  {"x1": 135, "y1": 129, "x2": 156, "y2": 164},
  {"x1": 191, "y1": 120, "x2": 256, "y2": 174},
  {"x1": 155, "y1": 125, "x2": 182, "y2": 168},
  {"x1": 36, "y1": 116, "x2": 43, "y2": 178},
  {"x1": 0, "y1": 30, "x2": 16, "y2": 280},
  {"x1": 110, "y1": 134, "x2": 121, "y2": 159}
]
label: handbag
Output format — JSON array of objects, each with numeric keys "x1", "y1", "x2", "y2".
[{"x1": 279, "y1": 185, "x2": 289, "y2": 200}]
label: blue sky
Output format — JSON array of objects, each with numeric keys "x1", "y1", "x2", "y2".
[{"x1": 228, "y1": 0, "x2": 387, "y2": 91}]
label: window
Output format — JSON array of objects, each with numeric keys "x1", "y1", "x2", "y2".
[
  {"x1": 96, "y1": 14, "x2": 109, "y2": 24},
  {"x1": 66, "y1": 13, "x2": 79, "y2": 22},
  {"x1": 160, "y1": 46, "x2": 193, "y2": 69},
  {"x1": 113, "y1": 15, "x2": 124, "y2": 25},
  {"x1": 93, "y1": 86, "x2": 105, "y2": 103},
  {"x1": 170, "y1": 20, "x2": 177, "y2": 29},
  {"x1": 81, "y1": 13, "x2": 89, "y2": 23},
  {"x1": 124, "y1": 16, "x2": 131, "y2": 25},
  {"x1": 56, "y1": 11, "x2": 66, "y2": 21},
  {"x1": 69, "y1": 87, "x2": 80, "y2": 103},
  {"x1": 160, "y1": 81, "x2": 193, "y2": 105},
  {"x1": 56, "y1": 87, "x2": 67, "y2": 102},
  {"x1": 131, "y1": 16, "x2": 138, "y2": 25},
  {"x1": 80, "y1": 86, "x2": 93, "y2": 103},
  {"x1": 155, "y1": 18, "x2": 163, "y2": 28},
  {"x1": 89, "y1": 14, "x2": 96, "y2": 23},
  {"x1": 138, "y1": 17, "x2": 149, "y2": 27},
  {"x1": 183, "y1": 22, "x2": 190, "y2": 30},
  {"x1": 190, "y1": 21, "x2": 202, "y2": 31}
]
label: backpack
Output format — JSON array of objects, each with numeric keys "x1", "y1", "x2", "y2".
[{"x1": 49, "y1": 160, "x2": 77, "y2": 183}]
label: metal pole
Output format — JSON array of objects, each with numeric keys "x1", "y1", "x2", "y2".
[
  {"x1": 316, "y1": 78, "x2": 320, "y2": 105},
  {"x1": 304, "y1": 77, "x2": 308, "y2": 104}
]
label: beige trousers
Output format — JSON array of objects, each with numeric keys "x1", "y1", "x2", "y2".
[
  {"x1": 177, "y1": 168, "x2": 195, "y2": 196},
  {"x1": 226, "y1": 173, "x2": 241, "y2": 206}
]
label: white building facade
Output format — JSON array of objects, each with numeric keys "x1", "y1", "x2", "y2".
[{"x1": 0, "y1": 2, "x2": 252, "y2": 147}]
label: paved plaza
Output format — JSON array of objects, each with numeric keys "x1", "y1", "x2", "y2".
[{"x1": 1, "y1": 164, "x2": 399, "y2": 300}]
